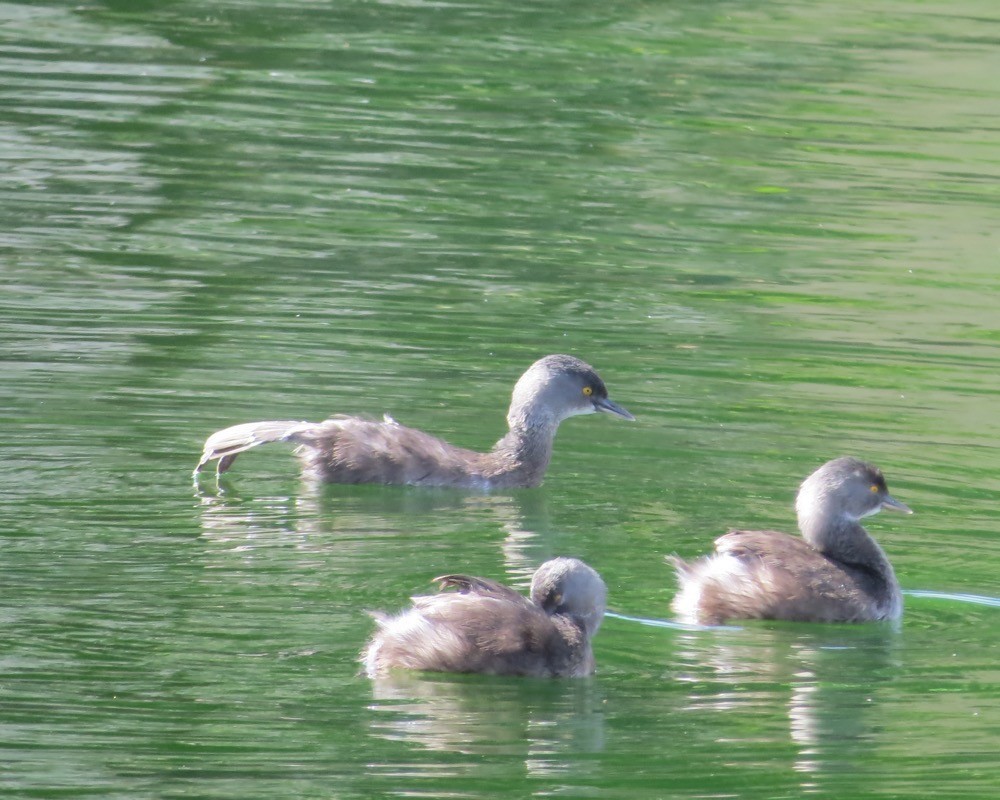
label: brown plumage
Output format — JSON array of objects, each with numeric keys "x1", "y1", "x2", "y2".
[
  {"x1": 670, "y1": 457, "x2": 913, "y2": 625},
  {"x1": 362, "y1": 558, "x2": 607, "y2": 678},
  {"x1": 194, "y1": 354, "x2": 633, "y2": 489}
]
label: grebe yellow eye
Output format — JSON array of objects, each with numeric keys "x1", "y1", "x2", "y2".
[
  {"x1": 582, "y1": 386, "x2": 593, "y2": 396},
  {"x1": 870, "y1": 484, "x2": 879, "y2": 493}
]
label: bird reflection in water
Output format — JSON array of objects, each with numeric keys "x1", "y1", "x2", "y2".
[
  {"x1": 673, "y1": 625, "x2": 898, "y2": 793},
  {"x1": 364, "y1": 671, "x2": 606, "y2": 779}
]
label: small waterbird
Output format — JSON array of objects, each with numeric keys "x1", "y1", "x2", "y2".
[
  {"x1": 670, "y1": 457, "x2": 912, "y2": 625},
  {"x1": 194, "y1": 354, "x2": 633, "y2": 488}
]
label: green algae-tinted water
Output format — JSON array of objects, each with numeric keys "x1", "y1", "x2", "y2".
[{"x1": 2, "y1": 1, "x2": 998, "y2": 797}]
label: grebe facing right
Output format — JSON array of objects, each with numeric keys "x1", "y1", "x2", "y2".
[
  {"x1": 194, "y1": 354, "x2": 633, "y2": 489},
  {"x1": 670, "y1": 457, "x2": 912, "y2": 625}
]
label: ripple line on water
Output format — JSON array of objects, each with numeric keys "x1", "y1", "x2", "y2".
[
  {"x1": 903, "y1": 590, "x2": 1000, "y2": 608},
  {"x1": 605, "y1": 610, "x2": 741, "y2": 632}
]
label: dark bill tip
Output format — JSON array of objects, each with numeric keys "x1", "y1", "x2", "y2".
[{"x1": 593, "y1": 396, "x2": 635, "y2": 421}]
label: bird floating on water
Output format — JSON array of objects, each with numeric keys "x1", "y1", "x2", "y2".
[
  {"x1": 194, "y1": 354, "x2": 633, "y2": 489},
  {"x1": 362, "y1": 557, "x2": 607, "y2": 678},
  {"x1": 670, "y1": 456, "x2": 912, "y2": 625}
]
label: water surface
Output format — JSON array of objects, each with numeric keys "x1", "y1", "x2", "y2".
[{"x1": 2, "y1": 1, "x2": 999, "y2": 798}]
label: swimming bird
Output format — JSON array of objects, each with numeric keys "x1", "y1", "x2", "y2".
[
  {"x1": 194, "y1": 354, "x2": 633, "y2": 488},
  {"x1": 670, "y1": 457, "x2": 912, "y2": 625},
  {"x1": 362, "y1": 557, "x2": 607, "y2": 678}
]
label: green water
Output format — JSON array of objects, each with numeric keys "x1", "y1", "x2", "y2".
[{"x1": 2, "y1": 1, "x2": 998, "y2": 797}]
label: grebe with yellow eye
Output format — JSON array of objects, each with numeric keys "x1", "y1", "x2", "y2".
[
  {"x1": 194, "y1": 354, "x2": 633, "y2": 489},
  {"x1": 670, "y1": 457, "x2": 912, "y2": 625}
]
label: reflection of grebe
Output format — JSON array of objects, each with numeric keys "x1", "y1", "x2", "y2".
[
  {"x1": 366, "y1": 673, "x2": 607, "y2": 774},
  {"x1": 673, "y1": 626, "x2": 898, "y2": 794},
  {"x1": 363, "y1": 558, "x2": 606, "y2": 677},
  {"x1": 671, "y1": 457, "x2": 912, "y2": 624},
  {"x1": 194, "y1": 355, "x2": 632, "y2": 488}
]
